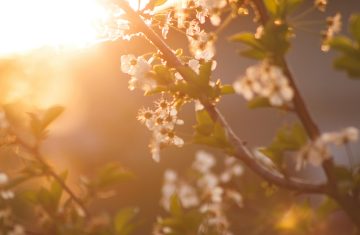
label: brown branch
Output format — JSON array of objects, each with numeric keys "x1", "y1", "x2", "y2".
[{"x1": 118, "y1": 0, "x2": 327, "y2": 194}]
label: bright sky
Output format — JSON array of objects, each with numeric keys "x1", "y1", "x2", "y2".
[{"x1": 0, "y1": 0, "x2": 180, "y2": 56}]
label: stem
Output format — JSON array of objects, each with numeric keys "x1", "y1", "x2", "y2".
[
  {"x1": 215, "y1": 12, "x2": 236, "y2": 35},
  {"x1": 118, "y1": 0, "x2": 327, "y2": 194}
]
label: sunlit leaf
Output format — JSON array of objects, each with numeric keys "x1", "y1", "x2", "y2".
[
  {"x1": 350, "y1": 14, "x2": 360, "y2": 42},
  {"x1": 169, "y1": 194, "x2": 183, "y2": 217},
  {"x1": 247, "y1": 97, "x2": 271, "y2": 109},
  {"x1": 220, "y1": 85, "x2": 235, "y2": 95},
  {"x1": 114, "y1": 207, "x2": 139, "y2": 235},
  {"x1": 230, "y1": 32, "x2": 263, "y2": 50}
]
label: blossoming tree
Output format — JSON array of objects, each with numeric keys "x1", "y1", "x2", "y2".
[{"x1": 1, "y1": 0, "x2": 360, "y2": 234}]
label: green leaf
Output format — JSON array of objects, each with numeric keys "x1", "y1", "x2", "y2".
[
  {"x1": 220, "y1": 85, "x2": 235, "y2": 95},
  {"x1": 169, "y1": 194, "x2": 183, "y2": 217},
  {"x1": 152, "y1": 64, "x2": 173, "y2": 85},
  {"x1": 317, "y1": 197, "x2": 339, "y2": 219},
  {"x1": 261, "y1": 21, "x2": 291, "y2": 56},
  {"x1": 96, "y1": 163, "x2": 134, "y2": 190},
  {"x1": 114, "y1": 207, "x2": 139, "y2": 235},
  {"x1": 42, "y1": 106, "x2": 65, "y2": 130},
  {"x1": 247, "y1": 97, "x2": 271, "y2": 109},
  {"x1": 350, "y1": 14, "x2": 360, "y2": 43},
  {"x1": 333, "y1": 55, "x2": 360, "y2": 78},
  {"x1": 240, "y1": 48, "x2": 267, "y2": 60},
  {"x1": 260, "y1": 123, "x2": 308, "y2": 168},
  {"x1": 176, "y1": 66, "x2": 198, "y2": 83},
  {"x1": 230, "y1": 32, "x2": 264, "y2": 50},
  {"x1": 328, "y1": 36, "x2": 356, "y2": 54},
  {"x1": 195, "y1": 110, "x2": 214, "y2": 136},
  {"x1": 28, "y1": 105, "x2": 65, "y2": 139},
  {"x1": 213, "y1": 122, "x2": 229, "y2": 148},
  {"x1": 263, "y1": 0, "x2": 277, "y2": 16}
]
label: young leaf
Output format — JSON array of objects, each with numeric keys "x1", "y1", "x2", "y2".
[
  {"x1": 230, "y1": 32, "x2": 264, "y2": 50},
  {"x1": 114, "y1": 207, "x2": 139, "y2": 235},
  {"x1": 169, "y1": 194, "x2": 183, "y2": 217},
  {"x1": 96, "y1": 163, "x2": 134, "y2": 190},
  {"x1": 220, "y1": 85, "x2": 235, "y2": 95},
  {"x1": 263, "y1": 0, "x2": 277, "y2": 16},
  {"x1": 247, "y1": 97, "x2": 271, "y2": 109},
  {"x1": 350, "y1": 14, "x2": 360, "y2": 43},
  {"x1": 42, "y1": 105, "x2": 65, "y2": 130}
]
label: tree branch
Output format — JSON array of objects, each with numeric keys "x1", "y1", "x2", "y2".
[
  {"x1": 118, "y1": 0, "x2": 327, "y2": 194},
  {"x1": 12, "y1": 132, "x2": 90, "y2": 218},
  {"x1": 251, "y1": 0, "x2": 360, "y2": 229}
]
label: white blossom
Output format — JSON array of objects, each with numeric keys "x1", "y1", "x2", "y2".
[
  {"x1": 8, "y1": 225, "x2": 25, "y2": 235},
  {"x1": 138, "y1": 99, "x2": 184, "y2": 162},
  {"x1": 0, "y1": 172, "x2": 9, "y2": 185},
  {"x1": 0, "y1": 111, "x2": 9, "y2": 129},
  {"x1": 315, "y1": 0, "x2": 327, "y2": 12},
  {"x1": 120, "y1": 54, "x2": 155, "y2": 92},
  {"x1": 296, "y1": 127, "x2": 358, "y2": 170},
  {"x1": 1, "y1": 190, "x2": 14, "y2": 200},
  {"x1": 220, "y1": 157, "x2": 243, "y2": 183},
  {"x1": 233, "y1": 62, "x2": 294, "y2": 106},
  {"x1": 321, "y1": 13, "x2": 342, "y2": 52},
  {"x1": 192, "y1": 151, "x2": 216, "y2": 173}
]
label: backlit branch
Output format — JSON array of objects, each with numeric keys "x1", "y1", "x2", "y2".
[{"x1": 118, "y1": 0, "x2": 327, "y2": 194}]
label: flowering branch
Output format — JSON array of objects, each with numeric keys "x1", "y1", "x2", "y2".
[
  {"x1": 251, "y1": 0, "x2": 360, "y2": 228},
  {"x1": 117, "y1": 0, "x2": 327, "y2": 194}
]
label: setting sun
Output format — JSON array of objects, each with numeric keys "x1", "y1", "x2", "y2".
[{"x1": 0, "y1": 0, "x2": 132, "y2": 56}]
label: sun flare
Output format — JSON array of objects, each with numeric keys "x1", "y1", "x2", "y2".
[{"x1": 0, "y1": 0, "x2": 133, "y2": 56}]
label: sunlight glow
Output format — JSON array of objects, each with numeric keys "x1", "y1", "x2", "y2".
[
  {"x1": 0, "y1": 0, "x2": 179, "y2": 56},
  {"x1": 0, "y1": 0, "x2": 118, "y2": 56}
]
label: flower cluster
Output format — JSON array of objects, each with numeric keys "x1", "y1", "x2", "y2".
[
  {"x1": 173, "y1": 0, "x2": 227, "y2": 27},
  {"x1": 137, "y1": 99, "x2": 184, "y2": 162},
  {"x1": 120, "y1": 54, "x2": 155, "y2": 92},
  {"x1": 158, "y1": 151, "x2": 243, "y2": 234},
  {"x1": 171, "y1": 0, "x2": 229, "y2": 61},
  {"x1": 187, "y1": 22, "x2": 216, "y2": 60},
  {"x1": 161, "y1": 170, "x2": 199, "y2": 210},
  {"x1": 233, "y1": 62, "x2": 294, "y2": 106},
  {"x1": 321, "y1": 13, "x2": 342, "y2": 52},
  {"x1": 296, "y1": 127, "x2": 359, "y2": 170}
]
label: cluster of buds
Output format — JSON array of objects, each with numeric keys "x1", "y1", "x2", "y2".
[
  {"x1": 321, "y1": 13, "x2": 342, "y2": 52},
  {"x1": 137, "y1": 99, "x2": 184, "y2": 162},
  {"x1": 233, "y1": 61, "x2": 294, "y2": 107}
]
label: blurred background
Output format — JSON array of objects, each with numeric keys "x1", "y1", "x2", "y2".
[{"x1": 0, "y1": 0, "x2": 359, "y2": 233}]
